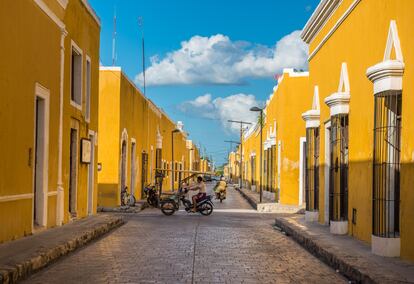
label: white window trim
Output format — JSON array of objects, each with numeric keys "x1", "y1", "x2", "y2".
[
  {"x1": 70, "y1": 40, "x2": 83, "y2": 111},
  {"x1": 85, "y1": 55, "x2": 91, "y2": 123}
]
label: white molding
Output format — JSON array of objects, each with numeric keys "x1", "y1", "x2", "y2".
[
  {"x1": 0, "y1": 193, "x2": 34, "y2": 202},
  {"x1": 80, "y1": 0, "x2": 101, "y2": 27},
  {"x1": 330, "y1": 220, "x2": 348, "y2": 235},
  {"x1": 308, "y1": 0, "x2": 361, "y2": 61},
  {"x1": 299, "y1": 137, "x2": 306, "y2": 206},
  {"x1": 32, "y1": 0, "x2": 65, "y2": 29},
  {"x1": 372, "y1": 235, "x2": 400, "y2": 257},
  {"x1": 325, "y1": 63, "x2": 351, "y2": 116},
  {"x1": 305, "y1": 210, "x2": 319, "y2": 222},
  {"x1": 47, "y1": 191, "x2": 58, "y2": 196},
  {"x1": 366, "y1": 20, "x2": 405, "y2": 95},
  {"x1": 99, "y1": 66, "x2": 122, "y2": 71},
  {"x1": 56, "y1": 0, "x2": 68, "y2": 9},
  {"x1": 34, "y1": 83, "x2": 50, "y2": 227},
  {"x1": 87, "y1": 130, "x2": 96, "y2": 215},
  {"x1": 57, "y1": 29, "x2": 67, "y2": 226},
  {"x1": 70, "y1": 40, "x2": 83, "y2": 111},
  {"x1": 302, "y1": 86, "x2": 321, "y2": 128},
  {"x1": 85, "y1": 55, "x2": 91, "y2": 123},
  {"x1": 301, "y1": 0, "x2": 342, "y2": 43}
]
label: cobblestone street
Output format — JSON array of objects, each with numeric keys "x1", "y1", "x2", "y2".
[{"x1": 24, "y1": 184, "x2": 346, "y2": 283}]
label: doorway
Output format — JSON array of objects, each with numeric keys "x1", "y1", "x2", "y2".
[
  {"x1": 130, "y1": 141, "x2": 136, "y2": 197},
  {"x1": 87, "y1": 132, "x2": 95, "y2": 215},
  {"x1": 120, "y1": 140, "x2": 127, "y2": 199},
  {"x1": 33, "y1": 88, "x2": 49, "y2": 227},
  {"x1": 69, "y1": 127, "x2": 78, "y2": 217},
  {"x1": 141, "y1": 152, "x2": 148, "y2": 199}
]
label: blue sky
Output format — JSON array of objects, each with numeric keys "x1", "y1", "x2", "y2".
[{"x1": 89, "y1": 0, "x2": 318, "y2": 166}]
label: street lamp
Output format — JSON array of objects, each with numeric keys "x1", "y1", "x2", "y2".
[
  {"x1": 171, "y1": 128, "x2": 181, "y2": 191},
  {"x1": 250, "y1": 106, "x2": 264, "y2": 203}
]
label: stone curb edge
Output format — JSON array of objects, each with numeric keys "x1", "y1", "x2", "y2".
[
  {"x1": 0, "y1": 217, "x2": 125, "y2": 284},
  {"x1": 274, "y1": 217, "x2": 375, "y2": 283},
  {"x1": 233, "y1": 186, "x2": 257, "y2": 210}
]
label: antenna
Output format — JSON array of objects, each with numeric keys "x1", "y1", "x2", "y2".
[
  {"x1": 138, "y1": 16, "x2": 146, "y2": 96},
  {"x1": 112, "y1": 7, "x2": 117, "y2": 66}
]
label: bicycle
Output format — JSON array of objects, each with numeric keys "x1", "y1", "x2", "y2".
[{"x1": 121, "y1": 186, "x2": 136, "y2": 206}]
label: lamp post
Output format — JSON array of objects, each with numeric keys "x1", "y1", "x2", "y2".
[
  {"x1": 250, "y1": 106, "x2": 264, "y2": 203},
  {"x1": 171, "y1": 129, "x2": 180, "y2": 191}
]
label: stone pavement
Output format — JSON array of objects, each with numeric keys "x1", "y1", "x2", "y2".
[
  {"x1": 234, "y1": 185, "x2": 304, "y2": 214},
  {"x1": 0, "y1": 214, "x2": 124, "y2": 283},
  {"x1": 275, "y1": 215, "x2": 414, "y2": 283},
  {"x1": 23, "y1": 184, "x2": 346, "y2": 284}
]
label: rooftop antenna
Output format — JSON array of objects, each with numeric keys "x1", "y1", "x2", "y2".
[
  {"x1": 138, "y1": 16, "x2": 146, "y2": 96},
  {"x1": 112, "y1": 6, "x2": 117, "y2": 66}
]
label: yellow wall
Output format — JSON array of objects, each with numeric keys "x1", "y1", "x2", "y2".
[
  {"x1": 0, "y1": 0, "x2": 100, "y2": 242},
  {"x1": 98, "y1": 68, "x2": 193, "y2": 206},
  {"x1": 306, "y1": 0, "x2": 414, "y2": 260},
  {"x1": 241, "y1": 70, "x2": 310, "y2": 206}
]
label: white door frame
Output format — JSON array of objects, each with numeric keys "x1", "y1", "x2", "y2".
[
  {"x1": 69, "y1": 119, "x2": 79, "y2": 216},
  {"x1": 87, "y1": 130, "x2": 95, "y2": 215},
  {"x1": 324, "y1": 121, "x2": 331, "y2": 225},
  {"x1": 299, "y1": 137, "x2": 306, "y2": 206},
  {"x1": 33, "y1": 83, "x2": 50, "y2": 228}
]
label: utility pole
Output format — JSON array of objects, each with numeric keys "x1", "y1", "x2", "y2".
[
  {"x1": 227, "y1": 120, "x2": 252, "y2": 188},
  {"x1": 112, "y1": 7, "x2": 117, "y2": 66},
  {"x1": 138, "y1": 16, "x2": 146, "y2": 96}
]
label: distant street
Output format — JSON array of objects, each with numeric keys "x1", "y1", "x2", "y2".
[{"x1": 24, "y1": 184, "x2": 345, "y2": 283}]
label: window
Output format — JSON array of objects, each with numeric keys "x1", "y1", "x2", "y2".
[
  {"x1": 85, "y1": 57, "x2": 91, "y2": 121},
  {"x1": 71, "y1": 43, "x2": 82, "y2": 108},
  {"x1": 305, "y1": 127, "x2": 319, "y2": 212},
  {"x1": 373, "y1": 90, "x2": 401, "y2": 238},
  {"x1": 329, "y1": 115, "x2": 348, "y2": 222}
]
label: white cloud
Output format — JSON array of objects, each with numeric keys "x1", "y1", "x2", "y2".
[
  {"x1": 135, "y1": 31, "x2": 308, "y2": 86},
  {"x1": 178, "y1": 93, "x2": 260, "y2": 133}
]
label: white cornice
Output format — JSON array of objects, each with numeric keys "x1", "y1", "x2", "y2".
[
  {"x1": 33, "y1": 0, "x2": 65, "y2": 29},
  {"x1": 57, "y1": 0, "x2": 68, "y2": 9},
  {"x1": 81, "y1": 0, "x2": 101, "y2": 27},
  {"x1": 307, "y1": 0, "x2": 361, "y2": 61},
  {"x1": 301, "y1": 0, "x2": 342, "y2": 44}
]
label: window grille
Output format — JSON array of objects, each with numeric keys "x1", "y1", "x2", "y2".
[
  {"x1": 329, "y1": 114, "x2": 349, "y2": 222},
  {"x1": 373, "y1": 90, "x2": 401, "y2": 238},
  {"x1": 305, "y1": 127, "x2": 319, "y2": 211}
]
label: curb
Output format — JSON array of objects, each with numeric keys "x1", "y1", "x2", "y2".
[
  {"x1": 275, "y1": 217, "x2": 374, "y2": 283},
  {"x1": 233, "y1": 186, "x2": 257, "y2": 209},
  {"x1": 0, "y1": 216, "x2": 125, "y2": 284}
]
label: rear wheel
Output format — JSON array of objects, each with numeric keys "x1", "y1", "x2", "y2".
[
  {"x1": 199, "y1": 202, "x2": 213, "y2": 216},
  {"x1": 161, "y1": 200, "x2": 176, "y2": 216}
]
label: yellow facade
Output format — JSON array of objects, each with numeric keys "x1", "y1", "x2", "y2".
[
  {"x1": 0, "y1": 0, "x2": 100, "y2": 242},
  {"x1": 98, "y1": 68, "x2": 195, "y2": 207},
  {"x1": 302, "y1": 0, "x2": 414, "y2": 260},
  {"x1": 240, "y1": 69, "x2": 310, "y2": 206}
]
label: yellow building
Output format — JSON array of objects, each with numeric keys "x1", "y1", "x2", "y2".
[
  {"x1": 241, "y1": 69, "x2": 310, "y2": 206},
  {"x1": 301, "y1": 0, "x2": 414, "y2": 260},
  {"x1": 0, "y1": 0, "x2": 100, "y2": 242},
  {"x1": 98, "y1": 67, "x2": 193, "y2": 207}
]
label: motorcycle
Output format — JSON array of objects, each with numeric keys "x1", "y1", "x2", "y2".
[
  {"x1": 216, "y1": 189, "x2": 226, "y2": 203},
  {"x1": 160, "y1": 188, "x2": 214, "y2": 216},
  {"x1": 144, "y1": 185, "x2": 159, "y2": 207}
]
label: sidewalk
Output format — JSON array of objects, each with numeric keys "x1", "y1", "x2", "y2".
[
  {"x1": 275, "y1": 215, "x2": 414, "y2": 283},
  {"x1": 233, "y1": 185, "x2": 304, "y2": 213},
  {"x1": 0, "y1": 214, "x2": 124, "y2": 283}
]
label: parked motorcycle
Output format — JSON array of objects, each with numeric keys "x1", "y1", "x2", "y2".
[
  {"x1": 144, "y1": 185, "x2": 159, "y2": 208},
  {"x1": 160, "y1": 188, "x2": 213, "y2": 216}
]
